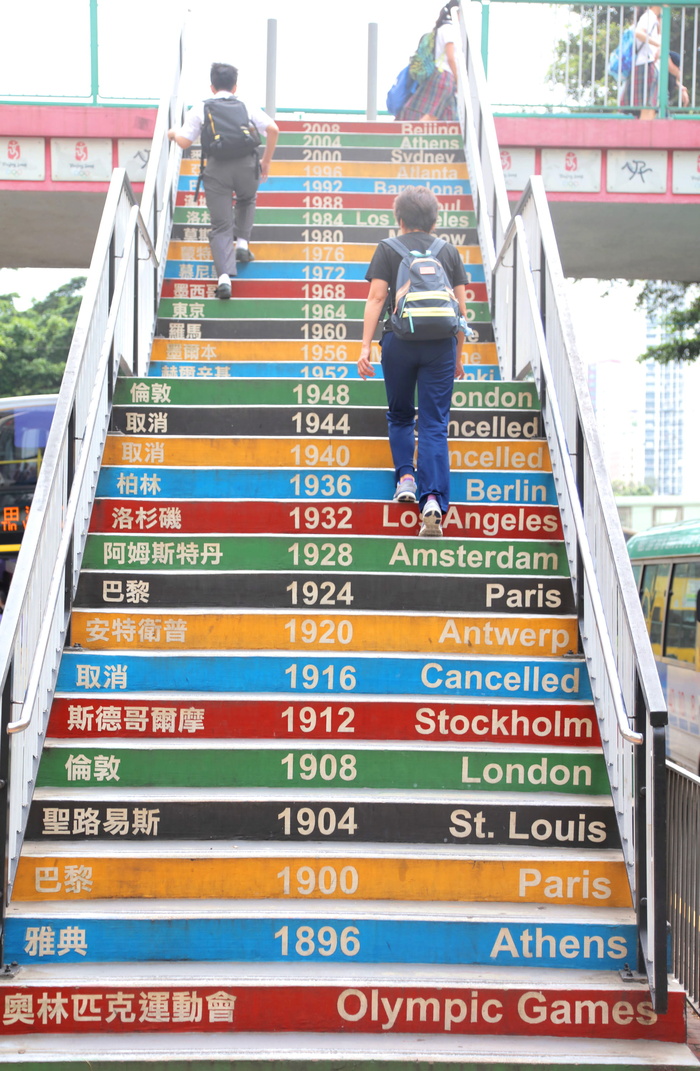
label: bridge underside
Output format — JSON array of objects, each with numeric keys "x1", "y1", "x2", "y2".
[
  {"x1": 547, "y1": 200, "x2": 698, "y2": 281},
  {"x1": 0, "y1": 191, "x2": 107, "y2": 270}
]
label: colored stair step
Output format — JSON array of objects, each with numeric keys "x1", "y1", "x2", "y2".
[
  {"x1": 95, "y1": 468, "x2": 557, "y2": 503},
  {"x1": 56, "y1": 651, "x2": 592, "y2": 700},
  {"x1": 48, "y1": 695, "x2": 600, "y2": 745},
  {"x1": 27, "y1": 794, "x2": 619, "y2": 848},
  {"x1": 114, "y1": 376, "x2": 524, "y2": 407},
  {"x1": 101, "y1": 436, "x2": 549, "y2": 471},
  {"x1": 179, "y1": 176, "x2": 471, "y2": 195},
  {"x1": 69, "y1": 608, "x2": 580, "y2": 657},
  {"x1": 88, "y1": 499, "x2": 563, "y2": 538},
  {"x1": 4, "y1": 905, "x2": 635, "y2": 967},
  {"x1": 169, "y1": 225, "x2": 479, "y2": 248},
  {"x1": 178, "y1": 188, "x2": 476, "y2": 209},
  {"x1": 74, "y1": 571, "x2": 576, "y2": 614},
  {"x1": 0, "y1": 968, "x2": 685, "y2": 1041},
  {"x1": 160, "y1": 275, "x2": 486, "y2": 301},
  {"x1": 109, "y1": 406, "x2": 540, "y2": 439},
  {"x1": 179, "y1": 159, "x2": 470, "y2": 179},
  {"x1": 146, "y1": 362, "x2": 502, "y2": 382},
  {"x1": 163, "y1": 259, "x2": 487, "y2": 282},
  {"x1": 36, "y1": 743, "x2": 604, "y2": 792},
  {"x1": 156, "y1": 319, "x2": 494, "y2": 343},
  {"x1": 271, "y1": 147, "x2": 467, "y2": 163},
  {"x1": 173, "y1": 207, "x2": 477, "y2": 228},
  {"x1": 13, "y1": 847, "x2": 632, "y2": 906},
  {"x1": 80, "y1": 534, "x2": 569, "y2": 575}
]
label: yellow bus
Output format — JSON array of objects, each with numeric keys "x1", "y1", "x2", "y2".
[{"x1": 628, "y1": 519, "x2": 700, "y2": 774}]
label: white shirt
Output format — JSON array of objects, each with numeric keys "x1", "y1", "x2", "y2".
[
  {"x1": 435, "y1": 21, "x2": 457, "y2": 73},
  {"x1": 178, "y1": 90, "x2": 273, "y2": 144},
  {"x1": 635, "y1": 8, "x2": 659, "y2": 66}
]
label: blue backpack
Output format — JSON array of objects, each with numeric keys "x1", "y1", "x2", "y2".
[
  {"x1": 386, "y1": 65, "x2": 418, "y2": 117},
  {"x1": 608, "y1": 28, "x2": 638, "y2": 80}
]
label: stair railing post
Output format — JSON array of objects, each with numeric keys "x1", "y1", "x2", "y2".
[
  {"x1": 266, "y1": 19, "x2": 277, "y2": 119},
  {"x1": 658, "y1": 5, "x2": 671, "y2": 118},
  {"x1": 0, "y1": 669, "x2": 12, "y2": 968},
  {"x1": 367, "y1": 23, "x2": 378, "y2": 120},
  {"x1": 480, "y1": 0, "x2": 490, "y2": 75}
]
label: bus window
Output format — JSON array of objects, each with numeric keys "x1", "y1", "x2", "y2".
[
  {"x1": 664, "y1": 561, "x2": 700, "y2": 665},
  {"x1": 0, "y1": 396, "x2": 56, "y2": 557},
  {"x1": 631, "y1": 563, "x2": 642, "y2": 588},
  {"x1": 640, "y1": 562, "x2": 671, "y2": 656}
]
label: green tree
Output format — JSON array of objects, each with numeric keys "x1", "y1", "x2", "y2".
[
  {"x1": 548, "y1": 8, "x2": 612, "y2": 108},
  {"x1": 548, "y1": 5, "x2": 698, "y2": 107},
  {"x1": 0, "y1": 277, "x2": 85, "y2": 397},
  {"x1": 612, "y1": 479, "x2": 654, "y2": 495},
  {"x1": 635, "y1": 281, "x2": 700, "y2": 364}
]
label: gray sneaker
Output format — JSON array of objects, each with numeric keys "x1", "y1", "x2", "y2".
[
  {"x1": 419, "y1": 501, "x2": 443, "y2": 537},
  {"x1": 393, "y1": 476, "x2": 417, "y2": 503}
]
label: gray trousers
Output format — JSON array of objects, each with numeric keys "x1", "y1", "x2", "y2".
[{"x1": 203, "y1": 154, "x2": 259, "y2": 278}]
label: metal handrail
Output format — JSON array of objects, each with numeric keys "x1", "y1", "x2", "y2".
[
  {"x1": 0, "y1": 32, "x2": 186, "y2": 928},
  {"x1": 7, "y1": 203, "x2": 153, "y2": 735},
  {"x1": 667, "y1": 760, "x2": 700, "y2": 1012},
  {"x1": 457, "y1": 0, "x2": 667, "y2": 1010},
  {"x1": 456, "y1": 7, "x2": 511, "y2": 289},
  {"x1": 496, "y1": 214, "x2": 643, "y2": 746},
  {"x1": 514, "y1": 177, "x2": 667, "y2": 720}
]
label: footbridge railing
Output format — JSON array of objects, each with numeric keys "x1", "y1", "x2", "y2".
[
  {"x1": 475, "y1": 0, "x2": 700, "y2": 117},
  {"x1": 457, "y1": 1, "x2": 669, "y2": 1010},
  {"x1": 0, "y1": 32, "x2": 186, "y2": 961}
]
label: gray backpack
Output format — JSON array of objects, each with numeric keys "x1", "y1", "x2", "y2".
[{"x1": 383, "y1": 236, "x2": 460, "y2": 340}]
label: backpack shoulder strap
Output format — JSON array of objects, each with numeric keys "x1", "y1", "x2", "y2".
[
  {"x1": 382, "y1": 236, "x2": 410, "y2": 257},
  {"x1": 428, "y1": 236, "x2": 447, "y2": 257},
  {"x1": 226, "y1": 95, "x2": 250, "y2": 121}
]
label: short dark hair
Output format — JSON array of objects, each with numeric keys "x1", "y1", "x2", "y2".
[
  {"x1": 393, "y1": 186, "x2": 439, "y2": 232},
  {"x1": 210, "y1": 62, "x2": 237, "y2": 91}
]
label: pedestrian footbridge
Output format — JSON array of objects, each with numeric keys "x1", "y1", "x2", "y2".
[
  {"x1": 0, "y1": 6, "x2": 696, "y2": 1070},
  {"x1": 1, "y1": 9, "x2": 699, "y2": 280}
]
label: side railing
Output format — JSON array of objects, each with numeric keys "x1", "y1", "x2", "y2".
[
  {"x1": 455, "y1": 10, "x2": 511, "y2": 293},
  {"x1": 0, "y1": 34, "x2": 186, "y2": 963},
  {"x1": 668, "y1": 761, "x2": 700, "y2": 1011},
  {"x1": 477, "y1": 1, "x2": 699, "y2": 117},
  {"x1": 457, "y1": 1, "x2": 668, "y2": 1011}
]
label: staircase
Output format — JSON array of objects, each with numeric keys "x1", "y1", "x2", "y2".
[{"x1": 0, "y1": 120, "x2": 694, "y2": 1068}]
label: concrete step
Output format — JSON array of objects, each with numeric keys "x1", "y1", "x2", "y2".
[
  {"x1": 0, "y1": 962, "x2": 686, "y2": 1044},
  {"x1": 2, "y1": 1030, "x2": 696, "y2": 1067}
]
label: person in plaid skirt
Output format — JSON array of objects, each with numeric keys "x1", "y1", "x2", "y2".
[{"x1": 398, "y1": 1, "x2": 460, "y2": 122}]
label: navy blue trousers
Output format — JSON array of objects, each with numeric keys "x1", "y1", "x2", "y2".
[{"x1": 380, "y1": 331, "x2": 456, "y2": 513}]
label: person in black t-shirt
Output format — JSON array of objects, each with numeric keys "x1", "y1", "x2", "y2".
[{"x1": 357, "y1": 185, "x2": 469, "y2": 537}]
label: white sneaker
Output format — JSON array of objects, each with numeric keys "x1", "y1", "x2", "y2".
[
  {"x1": 419, "y1": 501, "x2": 443, "y2": 537},
  {"x1": 215, "y1": 274, "x2": 232, "y2": 300},
  {"x1": 393, "y1": 476, "x2": 417, "y2": 503}
]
